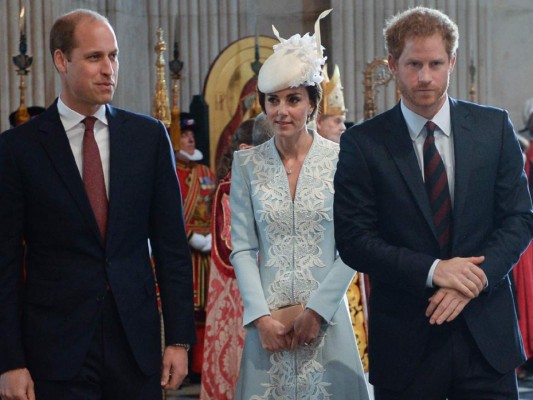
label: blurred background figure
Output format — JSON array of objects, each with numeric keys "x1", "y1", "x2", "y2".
[
  {"x1": 175, "y1": 113, "x2": 216, "y2": 384},
  {"x1": 316, "y1": 64, "x2": 347, "y2": 143},
  {"x1": 201, "y1": 115, "x2": 274, "y2": 399}
]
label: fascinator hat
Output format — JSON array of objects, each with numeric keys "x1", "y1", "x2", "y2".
[{"x1": 258, "y1": 9, "x2": 331, "y2": 93}]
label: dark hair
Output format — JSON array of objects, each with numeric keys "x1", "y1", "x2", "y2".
[
  {"x1": 50, "y1": 9, "x2": 110, "y2": 59},
  {"x1": 384, "y1": 6, "x2": 459, "y2": 60},
  {"x1": 216, "y1": 119, "x2": 255, "y2": 181},
  {"x1": 257, "y1": 84, "x2": 322, "y2": 122}
]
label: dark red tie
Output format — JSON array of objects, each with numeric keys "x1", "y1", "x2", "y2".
[
  {"x1": 423, "y1": 121, "x2": 452, "y2": 255},
  {"x1": 82, "y1": 117, "x2": 108, "y2": 239}
]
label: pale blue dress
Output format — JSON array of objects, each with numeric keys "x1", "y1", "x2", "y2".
[{"x1": 230, "y1": 132, "x2": 370, "y2": 399}]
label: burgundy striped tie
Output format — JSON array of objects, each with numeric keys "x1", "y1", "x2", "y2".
[
  {"x1": 423, "y1": 121, "x2": 452, "y2": 255},
  {"x1": 82, "y1": 117, "x2": 108, "y2": 239}
]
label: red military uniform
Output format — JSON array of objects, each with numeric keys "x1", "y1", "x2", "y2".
[{"x1": 176, "y1": 158, "x2": 216, "y2": 376}]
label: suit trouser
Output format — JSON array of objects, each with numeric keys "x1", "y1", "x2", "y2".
[
  {"x1": 34, "y1": 290, "x2": 162, "y2": 400},
  {"x1": 374, "y1": 317, "x2": 518, "y2": 400}
]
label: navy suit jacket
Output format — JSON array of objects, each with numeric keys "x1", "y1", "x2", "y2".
[
  {"x1": 334, "y1": 98, "x2": 533, "y2": 390},
  {"x1": 0, "y1": 101, "x2": 195, "y2": 380}
]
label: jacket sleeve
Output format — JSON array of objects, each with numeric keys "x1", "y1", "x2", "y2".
[
  {"x1": 229, "y1": 152, "x2": 271, "y2": 326},
  {"x1": 306, "y1": 254, "x2": 355, "y2": 324},
  {"x1": 148, "y1": 122, "x2": 196, "y2": 345},
  {"x1": 477, "y1": 110, "x2": 533, "y2": 289},
  {"x1": 0, "y1": 133, "x2": 26, "y2": 374}
]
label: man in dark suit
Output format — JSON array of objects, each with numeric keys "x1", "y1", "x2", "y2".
[
  {"x1": 0, "y1": 9, "x2": 195, "y2": 400},
  {"x1": 334, "y1": 6, "x2": 533, "y2": 399}
]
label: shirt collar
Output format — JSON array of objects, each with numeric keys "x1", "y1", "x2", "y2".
[
  {"x1": 57, "y1": 97, "x2": 108, "y2": 130},
  {"x1": 401, "y1": 96, "x2": 451, "y2": 141}
]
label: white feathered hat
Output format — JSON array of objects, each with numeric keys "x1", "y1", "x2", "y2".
[{"x1": 258, "y1": 9, "x2": 331, "y2": 93}]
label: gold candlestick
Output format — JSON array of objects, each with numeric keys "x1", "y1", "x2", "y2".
[
  {"x1": 169, "y1": 41, "x2": 184, "y2": 151},
  {"x1": 12, "y1": 4, "x2": 32, "y2": 125},
  {"x1": 152, "y1": 28, "x2": 171, "y2": 128}
]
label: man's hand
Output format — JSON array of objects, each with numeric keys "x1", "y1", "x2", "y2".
[
  {"x1": 432, "y1": 256, "x2": 486, "y2": 298},
  {"x1": 0, "y1": 368, "x2": 35, "y2": 400},
  {"x1": 254, "y1": 315, "x2": 293, "y2": 352},
  {"x1": 160, "y1": 346, "x2": 188, "y2": 390},
  {"x1": 426, "y1": 287, "x2": 471, "y2": 325},
  {"x1": 290, "y1": 308, "x2": 322, "y2": 350}
]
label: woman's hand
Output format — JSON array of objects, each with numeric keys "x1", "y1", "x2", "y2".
[
  {"x1": 254, "y1": 315, "x2": 293, "y2": 352},
  {"x1": 291, "y1": 308, "x2": 322, "y2": 350}
]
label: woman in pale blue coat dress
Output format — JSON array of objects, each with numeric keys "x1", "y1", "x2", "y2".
[{"x1": 229, "y1": 10, "x2": 370, "y2": 400}]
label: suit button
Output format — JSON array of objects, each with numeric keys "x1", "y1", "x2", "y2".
[{"x1": 96, "y1": 294, "x2": 105, "y2": 302}]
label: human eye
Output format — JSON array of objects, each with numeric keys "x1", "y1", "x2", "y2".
[
  {"x1": 87, "y1": 53, "x2": 101, "y2": 61},
  {"x1": 109, "y1": 52, "x2": 118, "y2": 62},
  {"x1": 267, "y1": 96, "x2": 279, "y2": 105},
  {"x1": 288, "y1": 95, "x2": 301, "y2": 104}
]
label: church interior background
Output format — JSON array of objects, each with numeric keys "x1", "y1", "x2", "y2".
[{"x1": 2, "y1": 0, "x2": 532, "y2": 143}]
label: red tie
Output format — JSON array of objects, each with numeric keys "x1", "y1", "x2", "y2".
[
  {"x1": 423, "y1": 121, "x2": 452, "y2": 255},
  {"x1": 82, "y1": 117, "x2": 108, "y2": 239}
]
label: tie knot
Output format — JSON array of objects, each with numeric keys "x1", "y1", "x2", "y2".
[
  {"x1": 426, "y1": 121, "x2": 438, "y2": 136},
  {"x1": 83, "y1": 116, "x2": 97, "y2": 132}
]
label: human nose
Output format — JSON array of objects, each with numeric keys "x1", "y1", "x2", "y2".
[
  {"x1": 418, "y1": 65, "x2": 431, "y2": 83},
  {"x1": 101, "y1": 57, "x2": 115, "y2": 76},
  {"x1": 277, "y1": 101, "x2": 288, "y2": 116}
]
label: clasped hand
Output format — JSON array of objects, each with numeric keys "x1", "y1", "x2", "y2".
[
  {"x1": 255, "y1": 309, "x2": 322, "y2": 352},
  {"x1": 426, "y1": 256, "x2": 487, "y2": 325}
]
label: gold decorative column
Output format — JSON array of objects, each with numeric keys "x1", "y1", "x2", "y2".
[
  {"x1": 168, "y1": 42, "x2": 184, "y2": 151},
  {"x1": 152, "y1": 28, "x2": 171, "y2": 128},
  {"x1": 12, "y1": 6, "x2": 32, "y2": 126},
  {"x1": 249, "y1": 28, "x2": 263, "y2": 117}
]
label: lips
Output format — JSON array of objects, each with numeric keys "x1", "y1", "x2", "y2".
[{"x1": 97, "y1": 82, "x2": 115, "y2": 89}]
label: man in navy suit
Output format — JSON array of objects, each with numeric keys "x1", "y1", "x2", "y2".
[
  {"x1": 334, "y1": 6, "x2": 533, "y2": 399},
  {"x1": 0, "y1": 9, "x2": 195, "y2": 400}
]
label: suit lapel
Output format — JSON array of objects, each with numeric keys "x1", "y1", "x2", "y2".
[
  {"x1": 449, "y1": 99, "x2": 475, "y2": 250},
  {"x1": 106, "y1": 106, "x2": 131, "y2": 248},
  {"x1": 38, "y1": 103, "x2": 104, "y2": 245},
  {"x1": 383, "y1": 104, "x2": 438, "y2": 239}
]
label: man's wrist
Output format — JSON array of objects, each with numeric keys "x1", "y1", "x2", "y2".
[{"x1": 170, "y1": 343, "x2": 190, "y2": 351}]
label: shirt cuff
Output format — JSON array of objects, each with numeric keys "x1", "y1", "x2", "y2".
[{"x1": 426, "y1": 259, "x2": 440, "y2": 288}]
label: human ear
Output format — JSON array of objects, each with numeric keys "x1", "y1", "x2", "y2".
[{"x1": 53, "y1": 50, "x2": 68, "y2": 73}]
